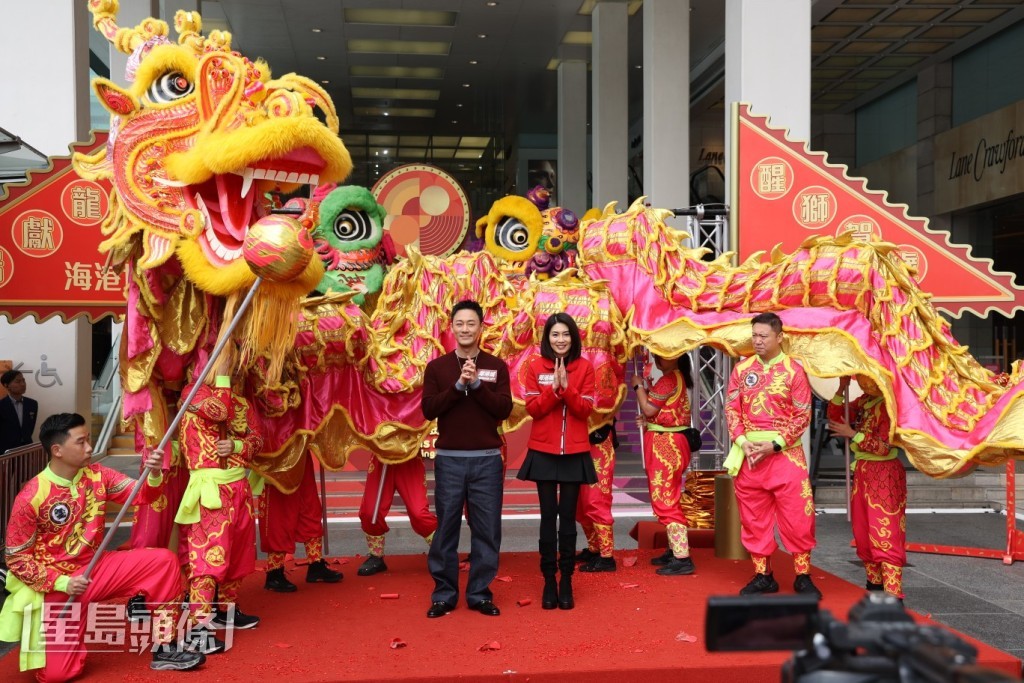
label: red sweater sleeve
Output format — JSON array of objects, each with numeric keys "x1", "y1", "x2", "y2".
[
  {"x1": 725, "y1": 365, "x2": 744, "y2": 442},
  {"x1": 562, "y1": 360, "x2": 596, "y2": 419},
  {"x1": 525, "y1": 359, "x2": 561, "y2": 419},
  {"x1": 776, "y1": 361, "x2": 812, "y2": 446}
]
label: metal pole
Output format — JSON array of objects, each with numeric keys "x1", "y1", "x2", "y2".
[
  {"x1": 319, "y1": 457, "x2": 330, "y2": 556},
  {"x1": 60, "y1": 277, "x2": 263, "y2": 617},
  {"x1": 843, "y1": 385, "x2": 852, "y2": 523},
  {"x1": 634, "y1": 355, "x2": 646, "y2": 473},
  {"x1": 370, "y1": 462, "x2": 388, "y2": 525}
]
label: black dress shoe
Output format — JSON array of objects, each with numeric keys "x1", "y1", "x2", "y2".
[
  {"x1": 426, "y1": 601, "x2": 455, "y2": 618},
  {"x1": 306, "y1": 559, "x2": 343, "y2": 583},
  {"x1": 468, "y1": 600, "x2": 500, "y2": 616},
  {"x1": 264, "y1": 567, "x2": 297, "y2": 593},
  {"x1": 650, "y1": 548, "x2": 674, "y2": 566},
  {"x1": 358, "y1": 555, "x2": 388, "y2": 576}
]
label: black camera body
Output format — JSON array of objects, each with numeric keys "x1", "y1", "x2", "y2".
[{"x1": 706, "y1": 592, "x2": 1018, "y2": 683}]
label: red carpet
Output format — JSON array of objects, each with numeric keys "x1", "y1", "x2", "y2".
[{"x1": 2, "y1": 549, "x2": 1019, "y2": 682}]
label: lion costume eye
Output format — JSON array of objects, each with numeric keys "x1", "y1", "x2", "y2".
[
  {"x1": 333, "y1": 210, "x2": 373, "y2": 242},
  {"x1": 494, "y1": 216, "x2": 532, "y2": 252},
  {"x1": 145, "y1": 72, "x2": 194, "y2": 104}
]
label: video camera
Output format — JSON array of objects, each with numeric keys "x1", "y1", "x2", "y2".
[{"x1": 705, "y1": 592, "x2": 1019, "y2": 682}]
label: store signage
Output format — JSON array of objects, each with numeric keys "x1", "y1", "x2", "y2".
[
  {"x1": 934, "y1": 101, "x2": 1024, "y2": 214},
  {"x1": 0, "y1": 132, "x2": 125, "y2": 322},
  {"x1": 733, "y1": 103, "x2": 1024, "y2": 318}
]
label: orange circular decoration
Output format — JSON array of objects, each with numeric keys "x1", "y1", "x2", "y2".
[
  {"x1": 372, "y1": 164, "x2": 470, "y2": 257},
  {"x1": 749, "y1": 156, "x2": 794, "y2": 200},
  {"x1": 60, "y1": 180, "x2": 109, "y2": 227},
  {"x1": 0, "y1": 246, "x2": 14, "y2": 288},
  {"x1": 11, "y1": 210, "x2": 63, "y2": 258},
  {"x1": 791, "y1": 186, "x2": 836, "y2": 229},
  {"x1": 835, "y1": 214, "x2": 882, "y2": 242}
]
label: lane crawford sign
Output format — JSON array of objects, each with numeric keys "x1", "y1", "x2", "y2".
[{"x1": 934, "y1": 101, "x2": 1024, "y2": 215}]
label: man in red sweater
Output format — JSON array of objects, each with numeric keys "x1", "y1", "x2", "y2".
[{"x1": 421, "y1": 300, "x2": 513, "y2": 618}]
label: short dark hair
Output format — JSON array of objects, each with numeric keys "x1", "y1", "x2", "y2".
[
  {"x1": 451, "y1": 299, "x2": 483, "y2": 323},
  {"x1": 1, "y1": 370, "x2": 22, "y2": 387},
  {"x1": 40, "y1": 413, "x2": 86, "y2": 459},
  {"x1": 751, "y1": 312, "x2": 783, "y2": 334},
  {"x1": 540, "y1": 312, "x2": 582, "y2": 363}
]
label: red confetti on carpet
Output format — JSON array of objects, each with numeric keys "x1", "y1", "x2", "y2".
[{"x1": 0, "y1": 549, "x2": 1017, "y2": 682}]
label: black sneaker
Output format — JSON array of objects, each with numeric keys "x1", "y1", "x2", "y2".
[
  {"x1": 650, "y1": 548, "x2": 674, "y2": 566},
  {"x1": 579, "y1": 556, "x2": 616, "y2": 573},
  {"x1": 739, "y1": 572, "x2": 779, "y2": 595},
  {"x1": 184, "y1": 627, "x2": 226, "y2": 655},
  {"x1": 151, "y1": 644, "x2": 206, "y2": 671},
  {"x1": 656, "y1": 556, "x2": 695, "y2": 576},
  {"x1": 357, "y1": 555, "x2": 388, "y2": 577},
  {"x1": 127, "y1": 595, "x2": 150, "y2": 622},
  {"x1": 575, "y1": 548, "x2": 598, "y2": 564},
  {"x1": 264, "y1": 567, "x2": 297, "y2": 593},
  {"x1": 306, "y1": 559, "x2": 343, "y2": 583},
  {"x1": 211, "y1": 607, "x2": 260, "y2": 630},
  {"x1": 794, "y1": 574, "x2": 822, "y2": 599},
  {"x1": 865, "y1": 581, "x2": 884, "y2": 591}
]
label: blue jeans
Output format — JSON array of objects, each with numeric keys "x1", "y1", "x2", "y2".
[{"x1": 428, "y1": 454, "x2": 503, "y2": 605}]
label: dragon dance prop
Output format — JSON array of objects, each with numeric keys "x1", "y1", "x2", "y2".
[
  {"x1": 75, "y1": 2, "x2": 1023, "y2": 496},
  {"x1": 578, "y1": 198, "x2": 1024, "y2": 478}
]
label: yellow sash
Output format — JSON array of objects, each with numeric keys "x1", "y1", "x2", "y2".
[
  {"x1": 724, "y1": 430, "x2": 793, "y2": 477},
  {"x1": 174, "y1": 467, "x2": 247, "y2": 525},
  {"x1": 0, "y1": 574, "x2": 46, "y2": 671}
]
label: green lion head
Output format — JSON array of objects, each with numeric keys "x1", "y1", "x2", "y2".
[{"x1": 312, "y1": 185, "x2": 388, "y2": 305}]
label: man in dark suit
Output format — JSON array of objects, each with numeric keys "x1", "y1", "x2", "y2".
[{"x1": 0, "y1": 370, "x2": 38, "y2": 452}]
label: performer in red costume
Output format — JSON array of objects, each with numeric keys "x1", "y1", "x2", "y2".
[
  {"x1": 575, "y1": 424, "x2": 617, "y2": 572},
  {"x1": 828, "y1": 375, "x2": 907, "y2": 599},
  {"x1": 725, "y1": 312, "x2": 820, "y2": 598},
  {"x1": 174, "y1": 371, "x2": 262, "y2": 652},
  {"x1": 0, "y1": 412, "x2": 205, "y2": 680},
  {"x1": 260, "y1": 451, "x2": 342, "y2": 592},
  {"x1": 356, "y1": 455, "x2": 437, "y2": 576},
  {"x1": 633, "y1": 354, "x2": 697, "y2": 576}
]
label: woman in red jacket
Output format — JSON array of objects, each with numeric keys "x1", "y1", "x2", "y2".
[{"x1": 517, "y1": 312, "x2": 597, "y2": 610}]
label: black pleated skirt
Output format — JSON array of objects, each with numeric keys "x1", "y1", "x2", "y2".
[{"x1": 516, "y1": 449, "x2": 597, "y2": 484}]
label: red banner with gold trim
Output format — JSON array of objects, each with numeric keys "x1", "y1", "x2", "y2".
[
  {"x1": 0, "y1": 132, "x2": 125, "y2": 323},
  {"x1": 733, "y1": 103, "x2": 1024, "y2": 319}
]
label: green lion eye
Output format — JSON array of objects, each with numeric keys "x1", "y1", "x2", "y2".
[{"x1": 333, "y1": 209, "x2": 373, "y2": 242}]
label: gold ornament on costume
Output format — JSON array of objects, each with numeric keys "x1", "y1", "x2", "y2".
[{"x1": 243, "y1": 215, "x2": 314, "y2": 282}]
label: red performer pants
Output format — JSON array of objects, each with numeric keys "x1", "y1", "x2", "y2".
[
  {"x1": 643, "y1": 431, "x2": 691, "y2": 527},
  {"x1": 577, "y1": 438, "x2": 615, "y2": 557},
  {"x1": 130, "y1": 464, "x2": 188, "y2": 551},
  {"x1": 259, "y1": 456, "x2": 324, "y2": 554},
  {"x1": 39, "y1": 549, "x2": 182, "y2": 683},
  {"x1": 359, "y1": 457, "x2": 437, "y2": 539},
  {"x1": 852, "y1": 459, "x2": 907, "y2": 596},
  {"x1": 734, "y1": 447, "x2": 816, "y2": 561}
]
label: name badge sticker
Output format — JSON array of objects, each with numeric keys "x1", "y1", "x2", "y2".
[
  {"x1": 478, "y1": 369, "x2": 498, "y2": 382},
  {"x1": 538, "y1": 373, "x2": 555, "y2": 386}
]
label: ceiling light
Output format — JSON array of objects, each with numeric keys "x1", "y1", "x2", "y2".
[
  {"x1": 348, "y1": 39, "x2": 450, "y2": 56},
  {"x1": 562, "y1": 31, "x2": 592, "y2": 46},
  {"x1": 462, "y1": 83, "x2": 470, "y2": 88},
  {"x1": 469, "y1": 60, "x2": 479, "y2": 65},
  {"x1": 383, "y1": 150, "x2": 388, "y2": 155},
  {"x1": 350, "y1": 65, "x2": 445, "y2": 80},
  {"x1": 456, "y1": 103, "x2": 464, "y2": 108},
  {"x1": 351, "y1": 87, "x2": 441, "y2": 101},
  {"x1": 311, "y1": 28, "x2": 322, "y2": 33},
  {"x1": 634, "y1": 64, "x2": 642, "y2": 69},
  {"x1": 316, "y1": 56, "x2": 326, "y2": 60},
  {"x1": 383, "y1": 112, "x2": 389, "y2": 116},
  {"x1": 452, "y1": 120, "x2": 458, "y2": 124},
  {"x1": 344, "y1": 9, "x2": 457, "y2": 27},
  {"x1": 487, "y1": 1, "x2": 498, "y2": 6},
  {"x1": 321, "y1": 79, "x2": 330, "y2": 84},
  {"x1": 477, "y1": 33, "x2": 487, "y2": 39}
]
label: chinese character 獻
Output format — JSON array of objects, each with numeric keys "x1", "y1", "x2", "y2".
[
  {"x1": 757, "y1": 163, "x2": 787, "y2": 194},
  {"x1": 65, "y1": 262, "x2": 92, "y2": 290},
  {"x1": 22, "y1": 215, "x2": 55, "y2": 251},
  {"x1": 799, "y1": 193, "x2": 830, "y2": 225},
  {"x1": 70, "y1": 186, "x2": 102, "y2": 220}
]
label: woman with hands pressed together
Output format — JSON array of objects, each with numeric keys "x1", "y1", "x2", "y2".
[{"x1": 518, "y1": 312, "x2": 597, "y2": 611}]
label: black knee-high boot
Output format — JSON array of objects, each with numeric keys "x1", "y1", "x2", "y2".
[
  {"x1": 558, "y1": 533, "x2": 576, "y2": 610},
  {"x1": 540, "y1": 540, "x2": 559, "y2": 610}
]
